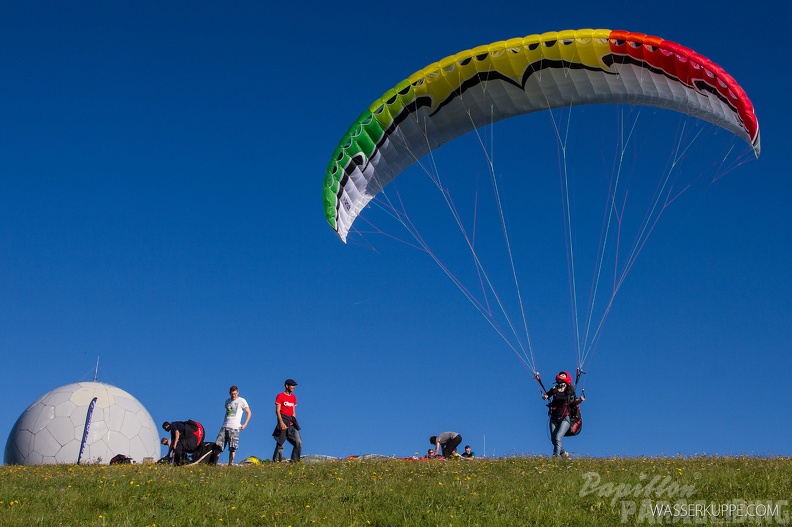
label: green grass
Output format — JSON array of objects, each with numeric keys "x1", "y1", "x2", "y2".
[{"x1": 1, "y1": 457, "x2": 790, "y2": 526}]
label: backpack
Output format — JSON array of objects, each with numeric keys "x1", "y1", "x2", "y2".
[
  {"x1": 565, "y1": 403, "x2": 582, "y2": 437},
  {"x1": 110, "y1": 454, "x2": 133, "y2": 464},
  {"x1": 183, "y1": 420, "x2": 205, "y2": 453}
]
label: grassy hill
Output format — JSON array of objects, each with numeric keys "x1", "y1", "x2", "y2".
[{"x1": 1, "y1": 456, "x2": 790, "y2": 526}]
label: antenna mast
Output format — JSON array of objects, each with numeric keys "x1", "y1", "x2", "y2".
[{"x1": 92, "y1": 357, "x2": 100, "y2": 382}]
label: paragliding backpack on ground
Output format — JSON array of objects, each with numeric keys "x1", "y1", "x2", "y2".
[
  {"x1": 109, "y1": 454, "x2": 133, "y2": 464},
  {"x1": 565, "y1": 404, "x2": 582, "y2": 437},
  {"x1": 188, "y1": 442, "x2": 222, "y2": 465}
]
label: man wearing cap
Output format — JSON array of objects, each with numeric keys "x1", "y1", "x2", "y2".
[{"x1": 272, "y1": 378, "x2": 301, "y2": 462}]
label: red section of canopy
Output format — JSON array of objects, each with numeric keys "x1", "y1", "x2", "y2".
[{"x1": 608, "y1": 30, "x2": 759, "y2": 150}]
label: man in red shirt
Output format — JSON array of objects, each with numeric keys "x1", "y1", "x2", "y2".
[{"x1": 272, "y1": 378, "x2": 301, "y2": 462}]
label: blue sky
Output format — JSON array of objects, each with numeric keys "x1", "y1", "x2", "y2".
[{"x1": 2, "y1": 2, "x2": 789, "y2": 463}]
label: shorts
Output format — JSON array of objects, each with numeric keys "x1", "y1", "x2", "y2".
[{"x1": 215, "y1": 427, "x2": 240, "y2": 452}]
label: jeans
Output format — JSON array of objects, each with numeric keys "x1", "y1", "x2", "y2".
[
  {"x1": 549, "y1": 416, "x2": 570, "y2": 457},
  {"x1": 273, "y1": 421, "x2": 302, "y2": 462},
  {"x1": 171, "y1": 441, "x2": 186, "y2": 465}
]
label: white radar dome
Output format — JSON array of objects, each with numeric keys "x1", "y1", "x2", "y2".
[{"x1": 4, "y1": 381, "x2": 161, "y2": 465}]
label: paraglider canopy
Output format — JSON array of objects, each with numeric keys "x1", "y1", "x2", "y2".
[{"x1": 324, "y1": 29, "x2": 759, "y2": 242}]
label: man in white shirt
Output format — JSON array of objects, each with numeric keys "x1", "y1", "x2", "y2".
[{"x1": 215, "y1": 385, "x2": 252, "y2": 465}]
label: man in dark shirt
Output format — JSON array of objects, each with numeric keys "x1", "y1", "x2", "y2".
[
  {"x1": 162, "y1": 421, "x2": 188, "y2": 465},
  {"x1": 460, "y1": 445, "x2": 476, "y2": 459}
]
